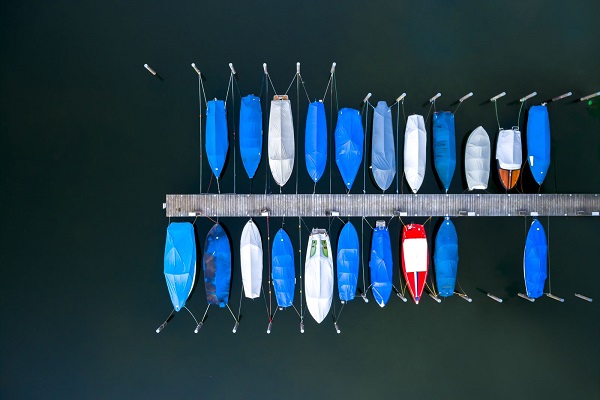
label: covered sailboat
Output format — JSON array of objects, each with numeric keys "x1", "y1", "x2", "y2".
[
  {"x1": 335, "y1": 108, "x2": 364, "y2": 190},
  {"x1": 369, "y1": 221, "x2": 393, "y2": 307},
  {"x1": 305, "y1": 101, "x2": 327, "y2": 183},
  {"x1": 206, "y1": 99, "x2": 229, "y2": 179},
  {"x1": 305, "y1": 229, "x2": 334, "y2": 323},
  {"x1": 496, "y1": 128, "x2": 522, "y2": 190},
  {"x1": 272, "y1": 228, "x2": 295, "y2": 308},
  {"x1": 465, "y1": 126, "x2": 491, "y2": 190},
  {"x1": 203, "y1": 223, "x2": 232, "y2": 307},
  {"x1": 164, "y1": 222, "x2": 196, "y2": 312},
  {"x1": 268, "y1": 96, "x2": 295, "y2": 187},
  {"x1": 336, "y1": 221, "x2": 359, "y2": 302},
  {"x1": 433, "y1": 112, "x2": 456, "y2": 192},
  {"x1": 524, "y1": 219, "x2": 548, "y2": 299},
  {"x1": 526, "y1": 105, "x2": 551, "y2": 186},
  {"x1": 371, "y1": 101, "x2": 396, "y2": 191},
  {"x1": 239, "y1": 95, "x2": 262, "y2": 179},
  {"x1": 402, "y1": 223, "x2": 428, "y2": 304},
  {"x1": 240, "y1": 219, "x2": 263, "y2": 299},
  {"x1": 404, "y1": 115, "x2": 427, "y2": 193},
  {"x1": 433, "y1": 218, "x2": 458, "y2": 297}
]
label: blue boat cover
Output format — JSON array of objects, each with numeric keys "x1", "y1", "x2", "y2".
[
  {"x1": 433, "y1": 112, "x2": 457, "y2": 192},
  {"x1": 337, "y1": 221, "x2": 360, "y2": 302},
  {"x1": 433, "y1": 218, "x2": 458, "y2": 297},
  {"x1": 526, "y1": 105, "x2": 551, "y2": 186},
  {"x1": 305, "y1": 101, "x2": 327, "y2": 182},
  {"x1": 272, "y1": 228, "x2": 295, "y2": 308},
  {"x1": 164, "y1": 222, "x2": 196, "y2": 312},
  {"x1": 203, "y1": 223, "x2": 231, "y2": 307},
  {"x1": 369, "y1": 224, "x2": 393, "y2": 306},
  {"x1": 524, "y1": 219, "x2": 548, "y2": 299},
  {"x1": 335, "y1": 108, "x2": 364, "y2": 190},
  {"x1": 371, "y1": 101, "x2": 396, "y2": 191},
  {"x1": 239, "y1": 95, "x2": 262, "y2": 179},
  {"x1": 206, "y1": 100, "x2": 229, "y2": 179}
]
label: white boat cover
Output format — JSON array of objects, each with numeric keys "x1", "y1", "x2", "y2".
[
  {"x1": 495, "y1": 128, "x2": 522, "y2": 170},
  {"x1": 240, "y1": 219, "x2": 263, "y2": 299},
  {"x1": 465, "y1": 126, "x2": 490, "y2": 190},
  {"x1": 305, "y1": 229, "x2": 334, "y2": 324},
  {"x1": 268, "y1": 99, "x2": 295, "y2": 187},
  {"x1": 404, "y1": 115, "x2": 427, "y2": 193},
  {"x1": 403, "y1": 238, "x2": 428, "y2": 273}
]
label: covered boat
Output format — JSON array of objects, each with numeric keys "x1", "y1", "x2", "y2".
[
  {"x1": 164, "y1": 222, "x2": 196, "y2": 312},
  {"x1": 305, "y1": 101, "x2": 327, "y2": 183},
  {"x1": 305, "y1": 229, "x2": 334, "y2": 323},
  {"x1": 336, "y1": 221, "x2": 359, "y2": 302},
  {"x1": 206, "y1": 99, "x2": 229, "y2": 178},
  {"x1": 402, "y1": 223, "x2": 428, "y2": 304},
  {"x1": 335, "y1": 108, "x2": 364, "y2": 190},
  {"x1": 369, "y1": 221, "x2": 393, "y2": 307},
  {"x1": 433, "y1": 218, "x2": 458, "y2": 297},
  {"x1": 203, "y1": 223, "x2": 232, "y2": 307},
  {"x1": 239, "y1": 94, "x2": 262, "y2": 179},
  {"x1": 268, "y1": 96, "x2": 295, "y2": 187},
  {"x1": 526, "y1": 105, "x2": 551, "y2": 186},
  {"x1": 524, "y1": 219, "x2": 548, "y2": 299},
  {"x1": 465, "y1": 126, "x2": 491, "y2": 190},
  {"x1": 404, "y1": 115, "x2": 427, "y2": 193},
  {"x1": 496, "y1": 128, "x2": 522, "y2": 190},
  {"x1": 371, "y1": 101, "x2": 396, "y2": 191},
  {"x1": 240, "y1": 219, "x2": 263, "y2": 299},
  {"x1": 272, "y1": 228, "x2": 295, "y2": 308},
  {"x1": 433, "y1": 112, "x2": 456, "y2": 192}
]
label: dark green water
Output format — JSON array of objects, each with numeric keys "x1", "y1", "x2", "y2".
[{"x1": 1, "y1": 1, "x2": 599, "y2": 398}]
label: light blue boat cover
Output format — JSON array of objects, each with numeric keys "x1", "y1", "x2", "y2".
[
  {"x1": 369, "y1": 224, "x2": 393, "y2": 306},
  {"x1": 164, "y1": 222, "x2": 196, "y2": 312},
  {"x1": 434, "y1": 218, "x2": 458, "y2": 297},
  {"x1": 335, "y1": 108, "x2": 364, "y2": 190},
  {"x1": 524, "y1": 219, "x2": 548, "y2": 299},
  {"x1": 203, "y1": 223, "x2": 232, "y2": 307},
  {"x1": 272, "y1": 228, "x2": 295, "y2": 308},
  {"x1": 305, "y1": 101, "x2": 328, "y2": 182},
  {"x1": 371, "y1": 101, "x2": 396, "y2": 191},
  {"x1": 433, "y1": 112, "x2": 457, "y2": 192},
  {"x1": 526, "y1": 105, "x2": 551, "y2": 186},
  {"x1": 239, "y1": 95, "x2": 262, "y2": 179},
  {"x1": 337, "y1": 221, "x2": 360, "y2": 302},
  {"x1": 206, "y1": 100, "x2": 229, "y2": 179}
]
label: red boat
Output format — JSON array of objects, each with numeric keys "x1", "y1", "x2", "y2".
[{"x1": 401, "y1": 224, "x2": 429, "y2": 304}]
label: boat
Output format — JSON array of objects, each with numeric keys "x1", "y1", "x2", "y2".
[
  {"x1": 305, "y1": 229, "x2": 334, "y2": 323},
  {"x1": 268, "y1": 95, "x2": 295, "y2": 187},
  {"x1": 272, "y1": 228, "x2": 295, "y2": 308},
  {"x1": 433, "y1": 218, "x2": 458, "y2": 297},
  {"x1": 163, "y1": 222, "x2": 197, "y2": 312},
  {"x1": 334, "y1": 108, "x2": 364, "y2": 190},
  {"x1": 524, "y1": 219, "x2": 548, "y2": 299},
  {"x1": 203, "y1": 223, "x2": 232, "y2": 307},
  {"x1": 371, "y1": 101, "x2": 396, "y2": 191},
  {"x1": 402, "y1": 223, "x2": 428, "y2": 304},
  {"x1": 404, "y1": 115, "x2": 427, "y2": 193},
  {"x1": 369, "y1": 220, "x2": 393, "y2": 307},
  {"x1": 240, "y1": 219, "x2": 263, "y2": 298},
  {"x1": 336, "y1": 221, "x2": 359, "y2": 302},
  {"x1": 433, "y1": 111, "x2": 456, "y2": 193},
  {"x1": 496, "y1": 127, "x2": 522, "y2": 190},
  {"x1": 239, "y1": 94, "x2": 262, "y2": 179},
  {"x1": 526, "y1": 105, "x2": 551, "y2": 186},
  {"x1": 464, "y1": 126, "x2": 491, "y2": 190},
  {"x1": 205, "y1": 99, "x2": 229, "y2": 179},
  {"x1": 305, "y1": 101, "x2": 327, "y2": 183}
]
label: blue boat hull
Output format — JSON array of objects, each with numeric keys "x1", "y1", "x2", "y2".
[
  {"x1": 433, "y1": 218, "x2": 458, "y2": 297},
  {"x1": 239, "y1": 95, "x2": 262, "y2": 179},
  {"x1": 305, "y1": 101, "x2": 327, "y2": 183},
  {"x1": 369, "y1": 224, "x2": 393, "y2": 307},
  {"x1": 527, "y1": 105, "x2": 551, "y2": 186},
  {"x1": 203, "y1": 223, "x2": 232, "y2": 307},
  {"x1": 433, "y1": 112, "x2": 456, "y2": 192},
  {"x1": 335, "y1": 108, "x2": 364, "y2": 190},
  {"x1": 164, "y1": 222, "x2": 196, "y2": 312},
  {"x1": 524, "y1": 219, "x2": 548, "y2": 299},
  {"x1": 337, "y1": 221, "x2": 359, "y2": 302},
  {"x1": 206, "y1": 100, "x2": 229, "y2": 179},
  {"x1": 272, "y1": 228, "x2": 295, "y2": 308}
]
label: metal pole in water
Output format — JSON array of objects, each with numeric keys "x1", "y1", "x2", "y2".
[
  {"x1": 429, "y1": 93, "x2": 441, "y2": 103},
  {"x1": 360, "y1": 292, "x2": 369, "y2": 303},
  {"x1": 428, "y1": 292, "x2": 441, "y2": 303},
  {"x1": 194, "y1": 322, "x2": 203, "y2": 333},
  {"x1": 574, "y1": 293, "x2": 593, "y2": 302},
  {"x1": 232, "y1": 321, "x2": 239, "y2": 333},
  {"x1": 545, "y1": 293, "x2": 565, "y2": 302},
  {"x1": 552, "y1": 92, "x2": 572, "y2": 102},
  {"x1": 580, "y1": 92, "x2": 600, "y2": 101},
  {"x1": 520, "y1": 92, "x2": 537, "y2": 102},
  {"x1": 518, "y1": 293, "x2": 535, "y2": 302},
  {"x1": 490, "y1": 92, "x2": 506, "y2": 102},
  {"x1": 144, "y1": 64, "x2": 157, "y2": 75},
  {"x1": 334, "y1": 322, "x2": 341, "y2": 334},
  {"x1": 487, "y1": 293, "x2": 503, "y2": 303},
  {"x1": 458, "y1": 293, "x2": 473, "y2": 302},
  {"x1": 396, "y1": 292, "x2": 407, "y2": 302},
  {"x1": 300, "y1": 320, "x2": 304, "y2": 334},
  {"x1": 267, "y1": 321, "x2": 273, "y2": 334},
  {"x1": 459, "y1": 92, "x2": 473, "y2": 103}
]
